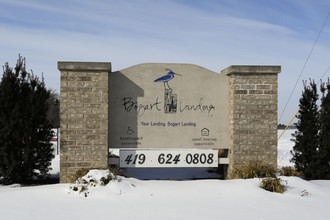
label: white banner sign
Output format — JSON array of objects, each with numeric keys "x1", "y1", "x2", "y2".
[{"x1": 119, "y1": 149, "x2": 218, "y2": 168}]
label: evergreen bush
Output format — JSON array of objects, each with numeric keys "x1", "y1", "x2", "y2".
[
  {"x1": 291, "y1": 79, "x2": 330, "y2": 179},
  {"x1": 0, "y1": 55, "x2": 54, "y2": 184},
  {"x1": 319, "y1": 80, "x2": 330, "y2": 179},
  {"x1": 291, "y1": 80, "x2": 319, "y2": 179}
]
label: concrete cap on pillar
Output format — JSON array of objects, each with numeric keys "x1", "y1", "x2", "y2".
[
  {"x1": 221, "y1": 65, "x2": 281, "y2": 75},
  {"x1": 58, "y1": 62, "x2": 112, "y2": 72}
]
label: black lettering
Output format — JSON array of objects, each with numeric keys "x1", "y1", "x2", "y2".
[
  {"x1": 122, "y1": 97, "x2": 137, "y2": 112},
  {"x1": 179, "y1": 98, "x2": 215, "y2": 117},
  {"x1": 122, "y1": 97, "x2": 162, "y2": 116}
]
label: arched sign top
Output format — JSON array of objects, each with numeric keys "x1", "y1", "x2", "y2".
[{"x1": 109, "y1": 63, "x2": 230, "y2": 149}]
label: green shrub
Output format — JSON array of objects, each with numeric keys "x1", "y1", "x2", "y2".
[
  {"x1": 279, "y1": 166, "x2": 302, "y2": 177},
  {"x1": 261, "y1": 177, "x2": 285, "y2": 193},
  {"x1": 232, "y1": 162, "x2": 276, "y2": 179}
]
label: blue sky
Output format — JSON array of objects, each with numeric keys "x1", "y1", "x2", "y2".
[{"x1": 0, "y1": 0, "x2": 329, "y2": 124}]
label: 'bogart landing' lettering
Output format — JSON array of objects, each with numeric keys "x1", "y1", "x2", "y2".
[{"x1": 122, "y1": 97, "x2": 215, "y2": 117}]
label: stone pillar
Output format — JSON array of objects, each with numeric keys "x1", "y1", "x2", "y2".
[
  {"x1": 221, "y1": 65, "x2": 281, "y2": 176},
  {"x1": 58, "y1": 62, "x2": 111, "y2": 183}
]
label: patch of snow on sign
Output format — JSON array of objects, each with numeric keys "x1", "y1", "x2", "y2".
[{"x1": 109, "y1": 148, "x2": 120, "y2": 157}]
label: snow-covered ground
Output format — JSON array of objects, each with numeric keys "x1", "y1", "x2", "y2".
[{"x1": 1, "y1": 129, "x2": 330, "y2": 220}]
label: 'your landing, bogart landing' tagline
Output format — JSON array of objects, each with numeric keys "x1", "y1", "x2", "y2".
[{"x1": 141, "y1": 121, "x2": 197, "y2": 127}]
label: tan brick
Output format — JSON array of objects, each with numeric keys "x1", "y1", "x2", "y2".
[
  {"x1": 234, "y1": 90, "x2": 248, "y2": 94},
  {"x1": 249, "y1": 90, "x2": 263, "y2": 94},
  {"x1": 241, "y1": 85, "x2": 255, "y2": 90},
  {"x1": 231, "y1": 85, "x2": 241, "y2": 90},
  {"x1": 247, "y1": 79, "x2": 262, "y2": 84},
  {"x1": 77, "y1": 162, "x2": 93, "y2": 167},
  {"x1": 255, "y1": 95, "x2": 271, "y2": 100},
  {"x1": 256, "y1": 85, "x2": 271, "y2": 90},
  {"x1": 61, "y1": 162, "x2": 76, "y2": 168},
  {"x1": 233, "y1": 79, "x2": 247, "y2": 84},
  {"x1": 77, "y1": 76, "x2": 92, "y2": 81},
  {"x1": 241, "y1": 95, "x2": 256, "y2": 100},
  {"x1": 264, "y1": 90, "x2": 276, "y2": 94},
  {"x1": 61, "y1": 87, "x2": 76, "y2": 92},
  {"x1": 76, "y1": 130, "x2": 93, "y2": 135}
]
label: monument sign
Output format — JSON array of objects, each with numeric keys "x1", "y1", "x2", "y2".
[{"x1": 58, "y1": 62, "x2": 280, "y2": 183}]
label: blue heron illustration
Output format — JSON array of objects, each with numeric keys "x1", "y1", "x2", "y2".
[{"x1": 154, "y1": 68, "x2": 181, "y2": 90}]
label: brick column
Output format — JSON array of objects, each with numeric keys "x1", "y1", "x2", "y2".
[
  {"x1": 221, "y1": 65, "x2": 281, "y2": 176},
  {"x1": 58, "y1": 62, "x2": 111, "y2": 183}
]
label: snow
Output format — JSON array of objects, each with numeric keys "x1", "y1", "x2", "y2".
[
  {"x1": 1, "y1": 176, "x2": 330, "y2": 220},
  {"x1": 277, "y1": 129, "x2": 296, "y2": 167},
  {"x1": 1, "y1": 129, "x2": 330, "y2": 220},
  {"x1": 49, "y1": 155, "x2": 60, "y2": 178}
]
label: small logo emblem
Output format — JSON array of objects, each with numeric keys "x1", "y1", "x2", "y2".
[
  {"x1": 127, "y1": 127, "x2": 135, "y2": 135},
  {"x1": 201, "y1": 128, "x2": 209, "y2": 136}
]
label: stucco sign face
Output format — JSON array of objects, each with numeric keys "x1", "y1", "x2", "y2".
[{"x1": 109, "y1": 63, "x2": 230, "y2": 149}]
